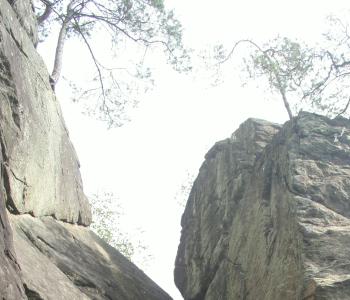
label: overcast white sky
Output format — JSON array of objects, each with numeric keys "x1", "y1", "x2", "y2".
[{"x1": 38, "y1": 1, "x2": 350, "y2": 299}]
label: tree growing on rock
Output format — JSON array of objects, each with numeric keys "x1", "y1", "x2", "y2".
[
  {"x1": 213, "y1": 15, "x2": 350, "y2": 120},
  {"x1": 33, "y1": 0, "x2": 190, "y2": 126}
]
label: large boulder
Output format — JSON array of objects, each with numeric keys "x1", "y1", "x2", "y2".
[
  {"x1": 11, "y1": 214, "x2": 171, "y2": 300},
  {"x1": 175, "y1": 112, "x2": 350, "y2": 299}
]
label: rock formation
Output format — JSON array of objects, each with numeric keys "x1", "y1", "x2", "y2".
[
  {"x1": 175, "y1": 113, "x2": 350, "y2": 299},
  {"x1": 0, "y1": 1, "x2": 171, "y2": 299}
]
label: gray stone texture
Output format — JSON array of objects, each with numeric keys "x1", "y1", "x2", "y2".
[
  {"x1": 0, "y1": 0, "x2": 91, "y2": 225},
  {"x1": 11, "y1": 214, "x2": 172, "y2": 300},
  {"x1": 175, "y1": 112, "x2": 350, "y2": 300},
  {"x1": 0, "y1": 2, "x2": 172, "y2": 299},
  {"x1": 6, "y1": 0, "x2": 38, "y2": 45},
  {"x1": 0, "y1": 143, "x2": 26, "y2": 299}
]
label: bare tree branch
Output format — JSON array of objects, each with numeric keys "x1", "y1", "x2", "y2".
[
  {"x1": 37, "y1": 0, "x2": 53, "y2": 24},
  {"x1": 72, "y1": 17, "x2": 106, "y2": 106},
  {"x1": 336, "y1": 97, "x2": 350, "y2": 117}
]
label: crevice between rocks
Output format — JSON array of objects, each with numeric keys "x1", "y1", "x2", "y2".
[
  {"x1": 0, "y1": 126, "x2": 28, "y2": 214},
  {"x1": 2, "y1": 163, "x2": 19, "y2": 214},
  {"x1": 0, "y1": 50, "x2": 21, "y2": 130},
  {"x1": 7, "y1": 165, "x2": 29, "y2": 187},
  {"x1": 6, "y1": 27, "x2": 28, "y2": 59},
  {"x1": 23, "y1": 284, "x2": 44, "y2": 300}
]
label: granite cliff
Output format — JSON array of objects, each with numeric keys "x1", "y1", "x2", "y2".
[
  {"x1": 0, "y1": 1, "x2": 171, "y2": 299},
  {"x1": 175, "y1": 113, "x2": 350, "y2": 299}
]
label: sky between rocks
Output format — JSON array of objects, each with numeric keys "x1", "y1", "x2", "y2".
[{"x1": 38, "y1": 0, "x2": 350, "y2": 298}]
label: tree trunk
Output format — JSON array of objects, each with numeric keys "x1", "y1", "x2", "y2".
[
  {"x1": 280, "y1": 90, "x2": 293, "y2": 120},
  {"x1": 50, "y1": 1, "x2": 76, "y2": 86},
  {"x1": 50, "y1": 19, "x2": 70, "y2": 85},
  {"x1": 274, "y1": 71, "x2": 293, "y2": 120}
]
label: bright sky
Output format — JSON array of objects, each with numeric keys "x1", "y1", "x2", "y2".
[{"x1": 38, "y1": 1, "x2": 349, "y2": 299}]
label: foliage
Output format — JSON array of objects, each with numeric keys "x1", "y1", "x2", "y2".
[
  {"x1": 213, "y1": 15, "x2": 350, "y2": 119},
  {"x1": 32, "y1": 0, "x2": 191, "y2": 127},
  {"x1": 89, "y1": 192, "x2": 150, "y2": 265}
]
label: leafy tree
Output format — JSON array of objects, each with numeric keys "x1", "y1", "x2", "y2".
[
  {"x1": 214, "y1": 15, "x2": 350, "y2": 120},
  {"x1": 89, "y1": 192, "x2": 151, "y2": 265},
  {"x1": 32, "y1": 0, "x2": 190, "y2": 126}
]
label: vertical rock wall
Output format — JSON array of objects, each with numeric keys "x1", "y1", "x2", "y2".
[
  {"x1": 175, "y1": 112, "x2": 350, "y2": 299},
  {"x1": 0, "y1": 142, "x2": 26, "y2": 299},
  {"x1": 0, "y1": 1, "x2": 171, "y2": 299},
  {"x1": 0, "y1": 0, "x2": 91, "y2": 225}
]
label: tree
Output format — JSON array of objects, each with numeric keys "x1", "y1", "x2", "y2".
[
  {"x1": 33, "y1": 0, "x2": 190, "y2": 126},
  {"x1": 89, "y1": 192, "x2": 151, "y2": 266},
  {"x1": 214, "y1": 15, "x2": 350, "y2": 120}
]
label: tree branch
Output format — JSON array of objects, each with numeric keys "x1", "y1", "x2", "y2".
[
  {"x1": 72, "y1": 17, "x2": 107, "y2": 109},
  {"x1": 336, "y1": 97, "x2": 350, "y2": 117},
  {"x1": 37, "y1": 0, "x2": 53, "y2": 25}
]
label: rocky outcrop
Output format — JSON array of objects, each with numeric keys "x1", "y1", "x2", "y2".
[
  {"x1": 6, "y1": 0, "x2": 38, "y2": 45},
  {"x1": 0, "y1": 1, "x2": 170, "y2": 299},
  {"x1": 11, "y1": 214, "x2": 171, "y2": 300},
  {"x1": 0, "y1": 145, "x2": 26, "y2": 299},
  {"x1": 175, "y1": 112, "x2": 350, "y2": 299},
  {"x1": 1, "y1": 0, "x2": 90, "y2": 225}
]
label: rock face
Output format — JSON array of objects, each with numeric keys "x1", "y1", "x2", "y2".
[
  {"x1": 175, "y1": 112, "x2": 350, "y2": 299},
  {"x1": 1, "y1": 0, "x2": 90, "y2": 225},
  {"x1": 0, "y1": 1, "x2": 171, "y2": 299},
  {"x1": 0, "y1": 145, "x2": 26, "y2": 299},
  {"x1": 11, "y1": 214, "x2": 171, "y2": 300}
]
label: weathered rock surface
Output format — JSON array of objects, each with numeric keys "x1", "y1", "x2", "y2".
[
  {"x1": 0, "y1": 143, "x2": 26, "y2": 299},
  {"x1": 175, "y1": 112, "x2": 350, "y2": 299},
  {"x1": 0, "y1": 1, "x2": 171, "y2": 299},
  {"x1": 6, "y1": 0, "x2": 38, "y2": 45},
  {"x1": 11, "y1": 214, "x2": 171, "y2": 300},
  {"x1": 0, "y1": 0, "x2": 90, "y2": 225}
]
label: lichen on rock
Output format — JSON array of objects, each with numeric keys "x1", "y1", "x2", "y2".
[{"x1": 175, "y1": 112, "x2": 350, "y2": 300}]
